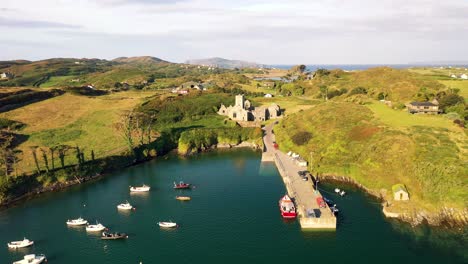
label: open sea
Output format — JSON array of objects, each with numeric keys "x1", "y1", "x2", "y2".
[{"x1": 269, "y1": 64, "x2": 468, "y2": 71}]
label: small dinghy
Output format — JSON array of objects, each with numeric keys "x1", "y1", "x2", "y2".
[
  {"x1": 334, "y1": 188, "x2": 341, "y2": 193},
  {"x1": 66, "y1": 217, "x2": 88, "y2": 226},
  {"x1": 130, "y1": 184, "x2": 150, "y2": 192},
  {"x1": 173, "y1": 181, "x2": 190, "y2": 189},
  {"x1": 86, "y1": 222, "x2": 106, "y2": 232},
  {"x1": 7, "y1": 238, "x2": 34, "y2": 249},
  {"x1": 13, "y1": 254, "x2": 46, "y2": 264},
  {"x1": 117, "y1": 201, "x2": 133, "y2": 210},
  {"x1": 158, "y1": 221, "x2": 177, "y2": 228},
  {"x1": 175, "y1": 196, "x2": 191, "y2": 201},
  {"x1": 101, "y1": 231, "x2": 128, "y2": 240}
]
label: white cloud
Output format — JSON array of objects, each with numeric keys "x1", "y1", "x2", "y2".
[{"x1": 0, "y1": 0, "x2": 467, "y2": 63}]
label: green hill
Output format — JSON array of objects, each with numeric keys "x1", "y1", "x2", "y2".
[
  {"x1": 303, "y1": 67, "x2": 445, "y2": 102},
  {"x1": 0, "y1": 57, "x2": 231, "y2": 89},
  {"x1": 275, "y1": 102, "x2": 467, "y2": 214}
]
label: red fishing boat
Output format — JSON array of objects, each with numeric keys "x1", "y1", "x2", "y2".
[
  {"x1": 279, "y1": 194, "x2": 297, "y2": 219},
  {"x1": 173, "y1": 181, "x2": 191, "y2": 189}
]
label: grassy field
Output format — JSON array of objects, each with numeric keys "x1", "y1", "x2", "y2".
[
  {"x1": 255, "y1": 96, "x2": 319, "y2": 114},
  {"x1": 40, "y1": 76, "x2": 81, "y2": 88},
  {"x1": 408, "y1": 67, "x2": 468, "y2": 78},
  {"x1": 439, "y1": 80, "x2": 468, "y2": 99},
  {"x1": 0, "y1": 91, "x2": 158, "y2": 173},
  {"x1": 366, "y1": 102, "x2": 457, "y2": 130}
]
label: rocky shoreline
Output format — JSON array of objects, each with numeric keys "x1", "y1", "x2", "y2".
[
  {"x1": 178, "y1": 141, "x2": 261, "y2": 155},
  {"x1": 0, "y1": 173, "x2": 104, "y2": 210},
  {"x1": 320, "y1": 174, "x2": 468, "y2": 227}
]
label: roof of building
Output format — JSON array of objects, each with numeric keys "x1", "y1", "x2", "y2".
[
  {"x1": 392, "y1": 184, "x2": 408, "y2": 194},
  {"x1": 409, "y1": 101, "x2": 437, "y2": 107}
]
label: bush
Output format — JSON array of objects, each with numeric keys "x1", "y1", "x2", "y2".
[
  {"x1": 439, "y1": 94, "x2": 465, "y2": 111},
  {"x1": 291, "y1": 131, "x2": 312, "y2": 145},
  {"x1": 0, "y1": 118, "x2": 25, "y2": 130},
  {"x1": 280, "y1": 83, "x2": 304, "y2": 96},
  {"x1": 349, "y1": 87, "x2": 367, "y2": 96},
  {"x1": 328, "y1": 88, "x2": 348, "y2": 99},
  {"x1": 445, "y1": 104, "x2": 467, "y2": 120},
  {"x1": 453, "y1": 119, "x2": 465, "y2": 128}
]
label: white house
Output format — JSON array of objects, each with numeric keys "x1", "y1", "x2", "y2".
[
  {"x1": 450, "y1": 74, "x2": 457, "y2": 78},
  {"x1": 0, "y1": 72, "x2": 13, "y2": 79},
  {"x1": 392, "y1": 184, "x2": 409, "y2": 201},
  {"x1": 460, "y1": 74, "x2": 468, "y2": 80}
]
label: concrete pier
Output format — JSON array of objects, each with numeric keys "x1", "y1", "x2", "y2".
[{"x1": 262, "y1": 124, "x2": 337, "y2": 230}]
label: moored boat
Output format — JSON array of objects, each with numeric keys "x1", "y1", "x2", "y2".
[
  {"x1": 279, "y1": 194, "x2": 297, "y2": 219},
  {"x1": 173, "y1": 181, "x2": 190, "y2": 189},
  {"x1": 7, "y1": 238, "x2": 34, "y2": 249},
  {"x1": 117, "y1": 201, "x2": 133, "y2": 210},
  {"x1": 175, "y1": 196, "x2": 191, "y2": 201},
  {"x1": 13, "y1": 254, "x2": 46, "y2": 264},
  {"x1": 158, "y1": 221, "x2": 178, "y2": 228},
  {"x1": 130, "y1": 184, "x2": 150, "y2": 192},
  {"x1": 86, "y1": 222, "x2": 106, "y2": 232},
  {"x1": 66, "y1": 217, "x2": 88, "y2": 226},
  {"x1": 101, "y1": 231, "x2": 128, "y2": 240}
]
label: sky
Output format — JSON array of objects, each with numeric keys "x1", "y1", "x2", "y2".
[{"x1": 0, "y1": 0, "x2": 467, "y2": 64}]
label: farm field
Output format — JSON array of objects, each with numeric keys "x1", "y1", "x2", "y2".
[{"x1": 0, "y1": 91, "x2": 158, "y2": 173}]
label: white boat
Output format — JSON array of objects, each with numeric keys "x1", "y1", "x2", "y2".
[
  {"x1": 66, "y1": 217, "x2": 88, "y2": 226},
  {"x1": 117, "y1": 201, "x2": 133, "y2": 210},
  {"x1": 13, "y1": 254, "x2": 46, "y2": 264},
  {"x1": 86, "y1": 222, "x2": 106, "y2": 232},
  {"x1": 334, "y1": 188, "x2": 341, "y2": 193},
  {"x1": 158, "y1": 221, "x2": 177, "y2": 228},
  {"x1": 7, "y1": 238, "x2": 34, "y2": 249},
  {"x1": 340, "y1": 191, "x2": 346, "y2": 197},
  {"x1": 130, "y1": 184, "x2": 150, "y2": 192}
]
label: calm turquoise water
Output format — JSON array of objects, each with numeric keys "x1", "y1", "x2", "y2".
[{"x1": 1, "y1": 149, "x2": 466, "y2": 263}]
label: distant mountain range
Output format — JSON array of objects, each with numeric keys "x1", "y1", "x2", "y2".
[
  {"x1": 185, "y1": 57, "x2": 264, "y2": 69},
  {"x1": 112, "y1": 56, "x2": 168, "y2": 64}
]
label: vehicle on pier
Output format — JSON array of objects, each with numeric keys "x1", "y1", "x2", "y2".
[
  {"x1": 279, "y1": 194, "x2": 297, "y2": 219},
  {"x1": 316, "y1": 197, "x2": 327, "y2": 208}
]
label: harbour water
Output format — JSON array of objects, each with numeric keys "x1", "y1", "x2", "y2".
[{"x1": 0, "y1": 149, "x2": 466, "y2": 263}]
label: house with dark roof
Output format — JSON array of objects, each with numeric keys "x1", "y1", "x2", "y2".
[{"x1": 407, "y1": 100, "x2": 440, "y2": 114}]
